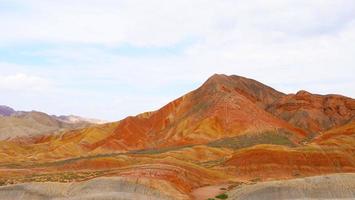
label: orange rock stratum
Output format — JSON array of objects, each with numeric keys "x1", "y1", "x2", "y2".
[{"x1": 0, "y1": 74, "x2": 354, "y2": 200}]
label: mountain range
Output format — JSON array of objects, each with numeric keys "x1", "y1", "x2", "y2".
[
  {"x1": 0, "y1": 105, "x2": 107, "y2": 140},
  {"x1": 0, "y1": 74, "x2": 353, "y2": 200}
]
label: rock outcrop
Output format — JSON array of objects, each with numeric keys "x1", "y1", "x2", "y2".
[{"x1": 267, "y1": 90, "x2": 355, "y2": 134}]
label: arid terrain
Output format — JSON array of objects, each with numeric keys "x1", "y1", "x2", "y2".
[
  {"x1": 0, "y1": 74, "x2": 354, "y2": 200},
  {"x1": 0, "y1": 106, "x2": 106, "y2": 140}
]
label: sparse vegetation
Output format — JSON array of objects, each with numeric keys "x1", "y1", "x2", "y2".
[
  {"x1": 293, "y1": 172, "x2": 301, "y2": 177},
  {"x1": 250, "y1": 177, "x2": 261, "y2": 183},
  {"x1": 199, "y1": 158, "x2": 226, "y2": 168},
  {"x1": 130, "y1": 145, "x2": 194, "y2": 154},
  {"x1": 0, "y1": 180, "x2": 5, "y2": 186},
  {"x1": 207, "y1": 130, "x2": 295, "y2": 149},
  {"x1": 300, "y1": 132, "x2": 317, "y2": 144},
  {"x1": 215, "y1": 193, "x2": 228, "y2": 199}
]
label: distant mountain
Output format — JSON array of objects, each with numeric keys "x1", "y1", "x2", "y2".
[
  {"x1": 0, "y1": 106, "x2": 107, "y2": 140},
  {"x1": 54, "y1": 115, "x2": 108, "y2": 124},
  {"x1": 0, "y1": 105, "x2": 16, "y2": 116}
]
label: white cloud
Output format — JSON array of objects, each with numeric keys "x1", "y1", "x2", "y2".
[
  {"x1": 0, "y1": 73, "x2": 51, "y2": 92},
  {"x1": 0, "y1": 0, "x2": 354, "y2": 120},
  {"x1": 1, "y1": 0, "x2": 354, "y2": 46}
]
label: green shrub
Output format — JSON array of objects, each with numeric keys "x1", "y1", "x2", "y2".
[{"x1": 215, "y1": 193, "x2": 228, "y2": 199}]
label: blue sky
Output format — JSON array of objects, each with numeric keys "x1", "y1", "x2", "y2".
[{"x1": 0, "y1": 0, "x2": 355, "y2": 121}]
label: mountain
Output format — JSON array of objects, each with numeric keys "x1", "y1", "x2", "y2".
[
  {"x1": 0, "y1": 106, "x2": 15, "y2": 116},
  {"x1": 3, "y1": 74, "x2": 307, "y2": 158},
  {"x1": 204, "y1": 74, "x2": 285, "y2": 109},
  {"x1": 0, "y1": 106, "x2": 107, "y2": 140},
  {"x1": 83, "y1": 74, "x2": 302, "y2": 152},
  {"x1": 0, "y1": 74, "x2": 353, "y2": 200},
  {"x1": 267, "y1": 90, "x2": 355, "y2": 134},
  {"x1": 54, "y1": 115, "x2": 108, "y2": 124},
  {"x1": 98, "y1": 74, "x2": 306, "y2": 150}
]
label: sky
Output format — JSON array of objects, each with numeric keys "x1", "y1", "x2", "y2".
[{"x1": 0, "y1": 0, "x2": 354, "y2": 121}]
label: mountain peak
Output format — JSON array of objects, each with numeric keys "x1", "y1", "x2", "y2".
[
  {"x1": 202, "y1": 74, "x2": 285, "y2": 108},
  {"x1": 0, "y1": 105, "x2": 16, "y2": 116},
  {"x1": 296, "y1": 90, "x2": 312, "y2": 96},
  {"x1": 207, "y1": 73, "x2": 229, "y2": 81},
  {"x1": 202, "y1": 74, "x2": 230, "y2": 87}
]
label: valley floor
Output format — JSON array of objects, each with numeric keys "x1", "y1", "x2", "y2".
[
  {"x1": 227, "y1": 173, "x2": 355, "y2": 200},
  {"x1": 0, "y1": 173, "x2": 354, "y2": 200}
]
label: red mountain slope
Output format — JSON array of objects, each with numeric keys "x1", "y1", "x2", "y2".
[
  {"x1": 0, "y1": 74, "x2": 307, "y2": 160},
  {"x1": 267, "y1": 90, "x2": 355, "y2": 134},
  {"x1": 90, "y1": 74, "x2": 305, "y2": 152}
]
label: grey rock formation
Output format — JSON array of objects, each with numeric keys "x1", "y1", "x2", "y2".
[
  {"x1": 0, "y1": 177, "x2": 177, "y2": 200},
  {"x1": 228, "y1": 173, "x2": 355, "y2": 200}
]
